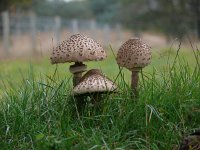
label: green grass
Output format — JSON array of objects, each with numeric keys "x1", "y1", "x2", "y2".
[
  {"x1": 0, "y1": 46, "x2": 200, "y2": 149},
  {"x1": 0, "y1": 46, "x2": 197, "y2": 95}
]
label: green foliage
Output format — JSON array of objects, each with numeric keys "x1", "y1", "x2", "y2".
[
  {"x1": 33, "y1": 0, "x2": 121, "y2": 21},
  {"x1": 33, "y1": 0, "x2": 92, "y2": 19},
  {"x1": 119, "y1": 0, "x2": 199, "y2": 38},
  {"x1": 0, "y1": 0, "x2": 31, "y2": 12},
  {"x1": 88, "y1": 0, "x2": 121, "y2": 22},
  {"x1": 2, "y1": 0, "x2": 198, "y2": 38}
]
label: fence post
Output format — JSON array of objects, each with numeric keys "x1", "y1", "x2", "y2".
[
  {"x1": 16, "y1": 12, "x2": 21, "y2": 37},
  {"x1": 90, "y1": 19, "x2": 96, "y2": 39},
  {"x1": 103, "y1": 24, "x2": 110, "y2": 45},
  {"x1": 54, "y1": 16, "x2": 61, "y2": 45},
  {"x1": 116, "y1": 23, "x2": 122, "y2": 42},
  {"x1": 30, "y1": 12, "x2": 37, "y2": 54},
  {"x1": 2, "y1": 11, "x2": 10, "y2": 54},
  {"x1": 72, "y1": 19, "x2": 78, "y2": 34}
]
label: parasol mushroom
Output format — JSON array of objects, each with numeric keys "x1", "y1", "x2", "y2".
[
  {"x1": 116, "y1": 38, "x2": 151, "y2": 98},
  {"x1": 50, "y1": 34, "x2": 106, "y2": 86},
  {"x1": 73, "y1": 69, "x2": 118, "y2": 106}
]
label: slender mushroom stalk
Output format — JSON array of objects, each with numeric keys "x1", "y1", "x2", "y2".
[
  {"x1": 73, "y1": 69, "x2": 118, "y2": 108},
  {"x1": 131, "y1": 70, "x2": 139, "y2": 97},
  {"x1": 69, "y1": 62, "x2": 87, "y2": 86},
  {"x1": 50, "y1": 34, "x2": 106, "y2": 88},
  {"x1": 116, "y1": 38, "x2": 151, "y2": 99}
]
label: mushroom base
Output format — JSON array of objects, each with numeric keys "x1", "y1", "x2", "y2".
[
  {"x1": 74, "y1": 93, "x2": 103, "y2": 114},
  {"x1": 90, "y1": 93, "x2": 103, "y2": 107},
  {"x1": 78, "y1": 93, "x2": 103, "y2": 105},
  {"x1": 75, "y1": 92, "x2": 116, "y2": 113}
]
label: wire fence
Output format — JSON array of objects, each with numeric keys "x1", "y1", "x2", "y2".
[{"x1": 0, "y1": 11, "x2": 133, "y2": 58}]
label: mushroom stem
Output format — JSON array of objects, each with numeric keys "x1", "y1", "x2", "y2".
[
  {"x1": 131, "y1": 70, "x2": 139, "y2": 98},
  {"x1": 70, "y1": 62, "x2": 87, "y2": 87},
  {"x1": 73, "y1": 72, "x2": 82, "y2": 87},
  {"x1": 91, "y1": 93, "x2": 102, "y2": 107}
]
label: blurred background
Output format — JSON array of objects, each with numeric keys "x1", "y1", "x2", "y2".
[{"x1": 0, "y1": 0, "x2": 199, "y2": 59}]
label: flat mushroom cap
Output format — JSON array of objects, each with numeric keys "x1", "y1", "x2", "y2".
[
  {"x1": 73, "y1": 69, "x2": 118, "y2": 95},
  {"x1": 50, "y1": 34, "x2": 106, "y2": 64},
  {"x1": 116, "y1": 38, "x2": 151, "y2": 71}
]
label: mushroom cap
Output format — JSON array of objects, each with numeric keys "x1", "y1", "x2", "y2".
[
  {"x1": 50, "y1": 34, "x2": 106, "y2": 64},
  {"x1": 116, "y1": 38, "x2": 151, "y2": 71},
  {"x1": 73, "y1": 69, "x2": 118, "y2": 95}
]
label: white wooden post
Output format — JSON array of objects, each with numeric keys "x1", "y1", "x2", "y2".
[
  {"x1": 54, "y1": 16, "x2": 61, "y2": 45},
  {"x1": 30, "y1": 12, "x2": 37, "y2": 54},
  {"x1": 2, "y1": 11, "x2": 10, "y2": 54},
  {"x1": 90, "y1": 19, "x2": 96, "y2": 39},
  {"x1": 16, "y1": 12, "x2": 21, "y2": 37},
  {"x1": 72, "y1": 19, "x2": 78, "y2": 34},
  {"x1": 103, "y1": 24, "x2": 110, "y2": 45},
  {"x1": 116, "y1": 23, "x2": 122, "y2": 42}
]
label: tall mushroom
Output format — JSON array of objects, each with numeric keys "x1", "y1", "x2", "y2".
[
  {"x1": 73, "y1": 69, "x2": 118, "y2": 106},
  {"x1": 116, "y1": 38, "x2": 151, "y2": 97},
  {"x1": 50, "y1": 34, "x2": 106, "y2": 86}
]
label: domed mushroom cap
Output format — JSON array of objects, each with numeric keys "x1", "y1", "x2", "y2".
[
  {"x1": 116, "y1": 38, "x2": 151, "y2": 71},
  {"x1": 73, "y1": 69, "x2": 118, "y2": 95},
  {"x1": 50, "y1": 34, "x2": 106, "y2": 64}
]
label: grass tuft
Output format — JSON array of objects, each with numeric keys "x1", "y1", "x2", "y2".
[{"x1": 0, "y1": 46, "x2": 200, "y2": 149}]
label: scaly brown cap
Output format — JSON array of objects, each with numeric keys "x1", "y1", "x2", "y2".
[
  {"x1": 73, "y1": 69, "x2": 118, "y2": 95},
  {"x1": 116, "y1": 38, "x2": 151, "y2": 71},
  {"x1": 50, "y1": 34, "x2": 106, "y2": 64}
]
